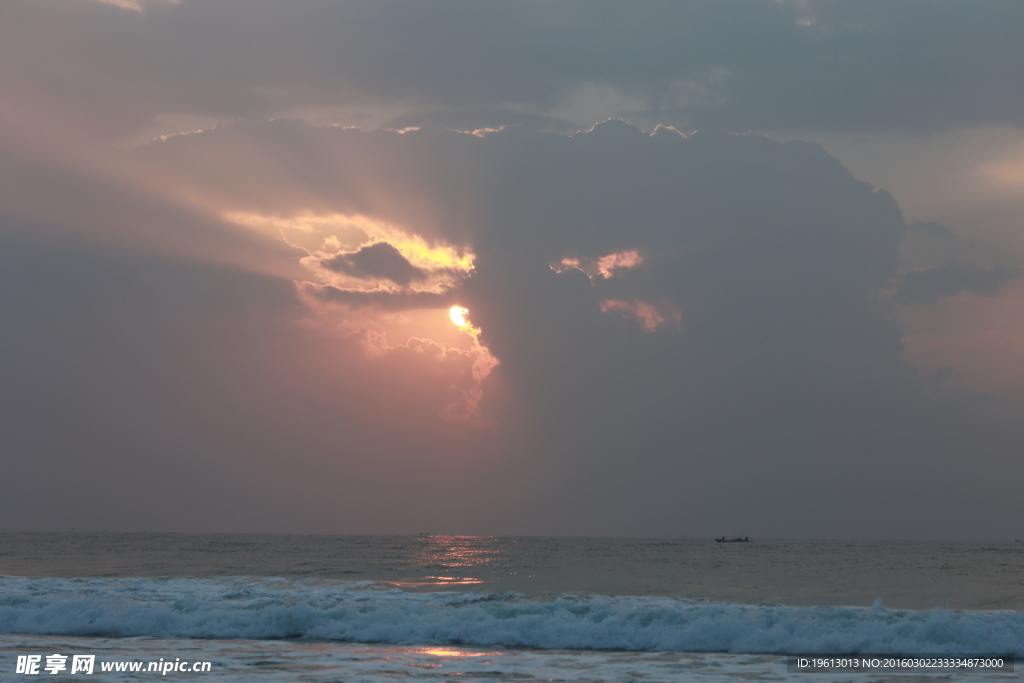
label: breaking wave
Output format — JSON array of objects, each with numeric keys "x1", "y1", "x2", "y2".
[{"x1": 1, "y1": 577, "x2": 1020, "y2": 655}]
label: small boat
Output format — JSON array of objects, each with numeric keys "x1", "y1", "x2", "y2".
[{"x1": 715, "y1": 536, "x2": 751, "y2": 542}]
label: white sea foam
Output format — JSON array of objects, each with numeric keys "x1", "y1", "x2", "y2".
[{"x1": 0, "y1": 577, "x2": 1020, "y2": 655}]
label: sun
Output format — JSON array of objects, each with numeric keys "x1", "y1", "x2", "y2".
[{"x1": 449, "y1": 305, "x2": 470, "y2": 327}]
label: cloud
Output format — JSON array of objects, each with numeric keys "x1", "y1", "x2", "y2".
[
  {"x1": 384, "y1": 108, "x2": 578, "y2": 135},
  {"x1": 88, "y1": 0, "x2": 179, "y2": 11},
  {"x1": 223, "y1": 210, "x2": 476, "y2": 299},
  {"x1": 91, "y1": 0, "x2": 143, "y2": 10},
  {"x1": 296, "y1": 281, "x2": 452, "y2": 311},
  {"x1": 599, "y1": 299, "x2": 679, "y2": 332},
  {"x1": 596, "y1": 250, "x2": 643, "y2": 278},
  {"x1": 905, "y1": 221, "x2": 955, "y2": 241},
  {"x1": 894, "y1": 261, "x2": 1022, "y2": 306},
  {"x1": 3, "y1": 112, "x2": 1023, "y2": 538},
  {"x1": 319, "y1": 241, "x2": 428, "y2": 285},
  {"x1": 551, "y1": 249, "x2": 644, "y2": 280},
  {"x1": 6, "y1": 0, "x2": 1023, "y2": 542},
  {"x1": 5, "y1": 1, "x2": 1024, "y2": 140}
]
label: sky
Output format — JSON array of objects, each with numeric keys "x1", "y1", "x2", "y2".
[{"x1": 2, "y1": 0, "x2": 1023, "y2": 540}]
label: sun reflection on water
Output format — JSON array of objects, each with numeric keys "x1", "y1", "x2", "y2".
[
  {"x1": 406, "y1": 647, "x2": 500, "y2": 658},
  {"x1": 397, "y1": 535, "x2": 509, "y2": 588}
]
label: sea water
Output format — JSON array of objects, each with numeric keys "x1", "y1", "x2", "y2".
[{"x1": 0, "y1": 534, "x2": 1021, "y2": 681}]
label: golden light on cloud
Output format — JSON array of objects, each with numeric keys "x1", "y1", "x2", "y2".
[
  {"x1": 449, "y1": 306, "x2": 470, "y2": 327},
  {"x1": 597, "y1": 250, "x2": 642, "y2": 278},
  {"x1": 226, "y1": 211, "x2": 497, "y2": 423},
  {"x1": 224, "y1": 211, "x2": 476, "y2": 293},
  {"x1": 227, "y1": 208, "x2": 495, "y2": 421},
  {"x1": 549, "y1": 250, "x2": 643, "y2": 279}
]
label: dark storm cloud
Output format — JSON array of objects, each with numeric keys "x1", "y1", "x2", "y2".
[
  {"x1": 320, "y1": 242, "x2": 427, "y2": 285},
  {"x1": 5, "y1": 0, "x2": 1024, "y2": 136},
  {"x1": 120, "y1": 119, "x2": 1024, "y2": 538},
  {"x1": 894, "y1": 261, "x2": 1022, "y2": 306},
  {"x1": 5, "y1": 0, "x2": 1022, "y2": 541}
]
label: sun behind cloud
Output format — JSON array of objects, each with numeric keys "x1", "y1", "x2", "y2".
[{"x1": 449, "y1": 306, "x2": 471, "y2": 327}]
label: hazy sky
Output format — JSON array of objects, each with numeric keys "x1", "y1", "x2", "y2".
[{"x1": 2, "y1": 0, "x2": 1023, "y2": 539}]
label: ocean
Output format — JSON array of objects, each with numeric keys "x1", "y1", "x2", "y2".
[{"x1": 1, "y1": 533, "x2": 1021, "y2": 681}]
